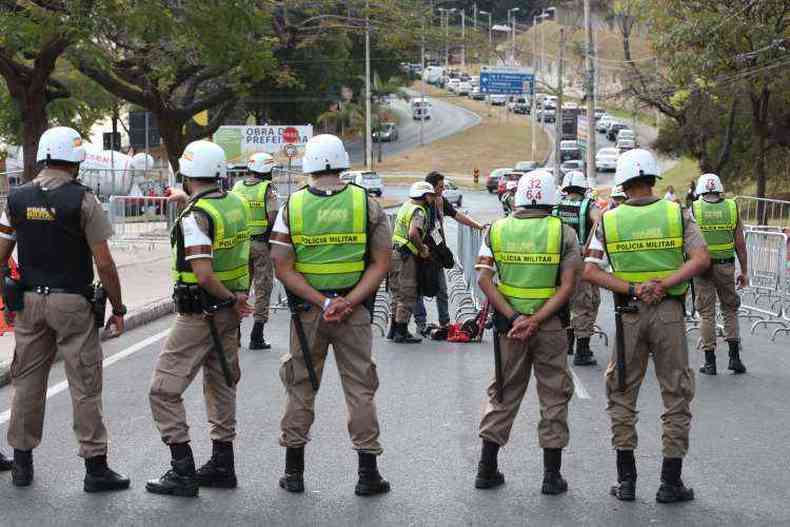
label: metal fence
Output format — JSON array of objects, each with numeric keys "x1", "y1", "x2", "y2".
[
  {"x1": 454, "y1": 222, "x2": 485, "y2": 307},
  {"x1": 108, "y1": 196, "x2": 175, "y2": 246},
  {"x1": 736, "y1": 196, "x2": 790, "y2": 228}
]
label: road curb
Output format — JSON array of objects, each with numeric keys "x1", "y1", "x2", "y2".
[{"x1": 0, "y1": 297, "x2": 174, "y2": 388}]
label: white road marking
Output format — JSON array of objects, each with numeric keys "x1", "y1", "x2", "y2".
[
  {"x1": 0, "y1": 329, "x2": 170, "y2": 425},
  {"x1": 570, "y1": 367, "x2": 591, "y2": 399}
]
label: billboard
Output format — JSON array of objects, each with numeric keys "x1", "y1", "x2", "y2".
[
  {"x1": 577, "y1": 115, "x2": 589, "y2": 150},
  {"x1": 214, "y1": 125, "x2": 313, "y2": 167}
]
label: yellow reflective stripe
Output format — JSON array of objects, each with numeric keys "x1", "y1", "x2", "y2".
[
  {"x1": 491, "y1": 252, "x2": 560, "y2": 264},
  {"x1": 497, "y1": 283, "x2": 556, "y2": 299},
  {"x1": 249, "y1": 219, "x2": 268, "y2": 227},
  {"x1": 612, "y1": 270, "x2": 674, "y2": 282},
  {"x1": 699, "y1": 223, "x2": 736, "y2": 231},
  {"x1": 352, "y1": 186, "x2": 365, "y2": 233},
  {"x1": 707, "y1": 242, "x2": 735, "y2": 251},
  {"x1": 295, "y1": 261, "x2": 365, "y2": 274},
  {"x1": 291, "y1": 232, "x2": 367, "y2": 246},
  {"x1": 666, "y1": 201, "x2": 682, "y2": 238},
  {"x1": 172, "y1": 271, "x2": 198, "y2": 283},
  {"x1": 215, "y1": 229, "x2": 250, "y2": 249},
  {"x1": 196, "y1": 200, "x2": 225, "y2": 249},
  {"x1": 290, "y1": 191, "x2": 304, "y2": 237},
  {"x1": 215, "y1": 265, "x2": 249, "y2": 281},
  {"x1": 546, "y1": 216, "x2": 561, "y2": 253},
  {"x1": 606, "y1": 237, "x2": 682, "y2": 253}
]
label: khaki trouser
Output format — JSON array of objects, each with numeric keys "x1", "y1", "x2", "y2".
[
  {"x1": 250, "y1": 239, "x2": 273, "y2": 324},
  {"x1": 279, "y1": 304, "x2": 382, "y2": 454},
  {"x1": 389, "y1": 249, "x2": 418, "y2": 324},
  {"x1": 606, "y1": 298, "x2": 695, "y2": 458},
  {"x1": 149, "y1": 309, "x2": 241, "y2": 445},
  {"x1": 8, "y1": 292, "x2": 108, "y2": 458},
  {"x1": 571, "y1": 279, "x2": 600, "y2": 338},
  {"x1": 694, "y1": 262, "x2": 740, "y2": 350},
  {"x1": 479, "y1": 316, "x2": 574, "y2": 448}
]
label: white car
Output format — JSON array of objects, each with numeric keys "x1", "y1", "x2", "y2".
[
  {"x1": 340, "y1": 170, "x2": 383, "y2": 197},
  {"x1": 442, "y1": 178, "x2": 464, "y2": 207},
  {"x1": 457, "y1": 81, "x2": 471, "y2": 96},
  {"x1": 596, "y1": 114, "x2": 613, "y2": 133},
  {"x1": 446, "y1": 78, "x2": 461, "y2": 93},
  {"x1": 616, "y1": 129, "x2": 636, "y2": 142},
  {"x1": 488, "y1": 94, "x2": 508, "y2": 106},
  {"x1": 544, "y1": 95, "x2": 558, "y2": 109},
  {"x1": 595, "y1": 147, "x2": 619, "y2": 172},
  {"x1": 617, "y1": 138, "x2": 636, "y2": 153}
]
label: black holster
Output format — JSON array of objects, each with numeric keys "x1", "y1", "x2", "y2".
[
  {"x1": 173, "y1": 283, "x2": 221, "y2": 314},
  {"x1": 3, "y1": 274, "x2": 25, "y2": 312},
  {"x1": 91, "y1": 284, "x2": 107, "y2": 331}
]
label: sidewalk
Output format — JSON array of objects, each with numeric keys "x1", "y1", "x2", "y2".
[{"x1": 0, "y1": 244, "x2": 173, "y2": 385}]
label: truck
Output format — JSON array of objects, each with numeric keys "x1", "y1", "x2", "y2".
[
  {"x1": 422, "y1": 66, "x2": 444, "y2": 85},
  {"x1": 411, "y1": 97, "x2": 432, "y2": 120},
  {"x1": 561, "y1": 110, "x2": 579, "y2": 141}
]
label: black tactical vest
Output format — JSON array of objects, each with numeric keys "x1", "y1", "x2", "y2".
[{"x1": 8, "y1": 181, "x2": 94, "y2": 290}]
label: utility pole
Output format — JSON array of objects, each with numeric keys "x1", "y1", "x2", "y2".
[
  {"x1": 461, "y1": 9, "x2": 465, "y2": 69},
  {"x1": 554, "y1": 27, "x2": 565, "y2": 183},
  {"x1": 473, "y1": 3, "x2": 477, "y2": 29},
  {"x1": 655, "y1": 56, "x2": 661, "y2": 129},
  {"x1": 584, "y1": 0, "x2": 596, "y2": 187},
  {"x1": 365, "y1": 0, "x2": 372, "y2": 168},
  {"x1": 531, "y1": 17, "x2": 538, "y2": 161}
]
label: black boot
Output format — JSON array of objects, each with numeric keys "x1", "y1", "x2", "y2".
[
  {"x1": 573, "y1": 337, "x2": 597, "y2": 366},
  {"x1": 541, "y1": 448, "x2": 568, "y2": 495},
  {"x1": 386, "y1": 316, "x2": 396, "y2": 341},
  {"x1": 249, "y1": 321, "x2": 271, "y2": 350},
  {"x1": 393, "y1": 322, "x2": 421, "y2": 344},
  {"x1": 566, "y1": 328, "x2": 575, "y2": 355},
  {"x1": 355, "y1": 452, "x2": 390, "y2": 496},
  {"x1": 656, "y1": 457, "x2": 694, "y2": 503},
  {"x1": 279, "y1": 447, "x2": 305, "y2": 493},
  {"x1": 610, "y1": 450, "x2": 636, "y2": 501},
  {"x1": 0, "y1": 451, "x2": 11, "y2": 471},
  {"x1": 11, "y1": 449, "x2": 33, "y2": 487},
  {"x1": 475, "y1": 440, "x2": 505, "y2": 489},
  {"x1": 699, "y1": 350, "x2": 716, "y2": 375},
  {"x1": 145, "y1": 443, "x2": 199, "y2": 497},
  {"x1": 84, "y1": 455, "x2": 131, "y2": 493},
  {"x1": 727, "y1": 341, "x2": 746, "y2": 374},
  {"x1": 196, "y1": 441, "x2": 237, "y2": 488}
]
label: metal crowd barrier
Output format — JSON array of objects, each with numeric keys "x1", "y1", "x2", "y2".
[
  {"x1": 738, "y1": 229, "x2": 789, "y2": 340},
  {"x1": 108, "y1": 196, "x2": 175, "y2": 246},
  {"x1": 736, "y1": 196, "x2": 790, "y2": 228},
  {"x1": 451, "y1": 222, "x2": 485, "y2": 325}
]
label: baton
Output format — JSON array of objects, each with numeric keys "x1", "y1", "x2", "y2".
[
  {"x1": 204, "y1": 297, "x2": 237, "y2": 387},
  {"x1": 288, "y1": 297, "x2": 320, "y2": 392},
  {"x1": 493, "y1": 329, "x2": 504, "y2": 403}
]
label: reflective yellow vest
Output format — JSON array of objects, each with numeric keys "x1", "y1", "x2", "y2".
[
  {"x1": 288, "y1": 185, "x2": 368, "y2": 291},
  {"x1": 232, "y1": 179, "x2": 271, "y2": 237},
  {"x1": 602, "y1": 199, "x2": 688, "y2": 297},
  {"x1": 692, "y1": 198, "x2": 737, "y2": 260},
  {"x1": 171, "y1": 192, "x2": 250, "y2": 291},
  {"x1": 490, "y1": 215, "x2": 563, "y2": 315},
  {"x1": 392, "y1": 201, "x2": 427, "y2": 254}
]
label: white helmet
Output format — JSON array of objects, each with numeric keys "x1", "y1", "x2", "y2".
[
  {"x1": 179, "y1": 140, "x2": 226, "y2": 180},
  {"x1": 36, "y1": 126, "x2": 86, "y2": 164},
  {"x1": 561, "y1": 170, "x2": 588, "y2": 191},
  {"x1": 614, "y1": 148, "x2": 660, "y2": 187},
  {"x1": 610, "y1": 185, "x2": 626, "y2": 199},
  {"x1": 505, "y1": 180, "x2": 518, "y2": 191},
  {"x1": 515, "y1": 169, "x2": 558, "y2": 208},
  {"x1": 247, "y1": 152, "x2": 275, "y2": 175},
  {"x1": 695, "y1": 173, "x2": 723, "y2": 195},
  {"x1": 302, "y1": 134, "x2": 350, "y2": 174},
  {"x1": 409, "y1": 181, "x2": 436, "y2": 199},
  {"x1": 130, "y1": 153, "x2": 155, "y2": 171}
]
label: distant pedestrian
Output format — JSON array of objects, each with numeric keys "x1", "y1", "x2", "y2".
[
  {"x1": 685, "y1": 180, "x2": 696, "y2": 209},
  {"x1": 664, "y1": 185, "x2": 677, "y2": 202},
  {"x1": 474, "y1": 169, "x2": 578, "y2": 495}
]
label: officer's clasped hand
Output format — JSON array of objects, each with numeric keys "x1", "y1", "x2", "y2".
[
  {"x1": 233, "y1": 293, "x2": 254, "y2": 318},
  {"x1": 635, "y1": 280, "x2": 666, "y2": 305},
  {"x1": 507, "y1": 315, "x2": 539, "y2": 341},
  {"x1": 323, "y1": 296, "x2": 353, "y2": 322},
  {"x1": 736, "y1": 273, "x2": 748, "y2": 290}
]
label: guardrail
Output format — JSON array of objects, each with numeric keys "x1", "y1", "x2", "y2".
[{"x1": 736, "y1": 196, "x2": 790, "y2": 228}]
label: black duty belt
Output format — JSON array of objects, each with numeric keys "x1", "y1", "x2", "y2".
[
  {"x1": 712, "y1": 257, "x2": 735, "y2": 265},
  {"x1": 26, "y1": 286, "x2": 90, "y2": 296}
]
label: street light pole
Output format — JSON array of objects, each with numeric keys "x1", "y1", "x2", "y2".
[
  {"x1": 479, "y1": 10, "x2": 492, "y2": 63},
  {"x1": 461, "y1": 9, "x2": 465, "y2": 69},
  {"x1": 508, "y1": 7, "x2": 520, "y2": 65},
  {"x1": 584, "y1": 0, "x2": 596, "y2": 187},
  {"x1": 365, "y1": 0, "x2": 372, "y2": 168}
]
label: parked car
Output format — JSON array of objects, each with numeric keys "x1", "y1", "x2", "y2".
[
  {"x1": 340, "y1": 170, "x2": 383, "y2": 196},
  {"x1": 534, "y1": 93, "x2": 546, "y2": 108},
  {"x1": 488, "y1": 94, "x2": 508, "y2": 106},
  {"x1": 616, "y1": 138, "x2": 636, "y2": 153},
  {"x1": 544, "y1": 95, "x2": 558, "y2": 109},
  {"x1": 446, "y1": 78, "x2": 461, "y2": 92},
  {"x1": 559, "y1": 140, "x2": 582, "y2": 162},
  {"x1": 507, "y1": 96, "x2": 528, "y2": 112},
  {"x1": 560, "y1": 159, "x2": 585, "y2": 179},
  {"x1": 486, "y1": 167, "x2": 512, "y2": 193},
  {"x1": 470, "y1": 87, "x2": 485, "y2": 100},
  {"x1": 513, "y1": 102, "x2": 530, "y2": 114},
  {"x1": 514, "y1": 160, "x2": 538, "y2": 173},
  {"x1": 442, "y1": 178, "x2": 464, "y2": 207},
  {"x1": 616, "y1": 128, "x2": 636, "y2": 143},
  {"x1": 607, "y1": 122, "x2": 630, "y2": 141},
  {"x1": 541, "y1": 108, "x2": 557, "y2": 123},
  {"x1": 595, "y1": 147, "x2": 619, "y2": 172},
  {"x1": 498, "y1": 171, "x2": 525, "y2": 197},
  {"x1": 457, "y1": 81, "x2": 472, "y2": 96},
  {"x1": 594, "y1": 108, "x2": 606, "y2": 120},
  {"x1": 596, "y1": 114, "x2": 613, "y2": 133},
  {"x1": 372, "y1": 122, "x2": 399, "y2": 142}
]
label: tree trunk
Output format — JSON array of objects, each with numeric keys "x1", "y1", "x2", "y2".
[
  {"x1": 157, "y1": 117, "x2": 188, "y2": 176},
  {"x1": 21, "y1": 92, "x2": 49, "y2": 182}
]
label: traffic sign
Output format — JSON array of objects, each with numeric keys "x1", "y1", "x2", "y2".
[
  {"x1": 283, "y1": 144, "x2": 298, "y2": 158},
  {"x1": 480, "y1": 68, "x2": 535, "y2": 96}
]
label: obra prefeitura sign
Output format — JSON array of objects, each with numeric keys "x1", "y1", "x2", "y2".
[{"x1": 214, "y1": 125, "x2": 313, "y2": 167}]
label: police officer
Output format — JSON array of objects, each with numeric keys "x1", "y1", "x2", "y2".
[
  {"x1": 501, "y1": 180, "x2": 517, "y2": 216},
  {"x1": 553, "y1": 170, "x2": 601, "y2": 366},
  {"x1": 692, "y1": 173, "x2": 748, "y2": 375},
  {"x1": 147, "y1": 140, "x2": 253, "y2": 498},
  {"x1": 583, "y1": 149, "x2": 710, "y2": 503},
  {"x1": 609, "y1": 185, "x2": 627, "y2": 208},
  {"x1": 388, "y1": 181, "x2": 435, "y2": 344},
  {"x1": 0, "y1": 127, "x2": 129, "y2": 491},
  {"x1": 269, "y1": 134, "x2": 392, "y2": 496},
  {"x1": 231, "y1": 152, "x2": 278, "y2": 350},
  {"x1": 474, "y1": 170, "x2": 579, "y2": 494}
]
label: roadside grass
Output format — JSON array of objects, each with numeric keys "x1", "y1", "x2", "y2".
[
  {"x1": 370, "y1": 81, "x2": 551, "y2": 186},
  {"x1": 658, "y1": 156, "x2": 699, "y2": 194},
  {"x1": 605, "y1": 107, "x2": 658, "y2": 129}
]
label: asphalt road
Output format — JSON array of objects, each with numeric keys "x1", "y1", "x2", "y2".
[
  {"x1": 346, "y1": 91, "x2": 481, "y2": 166},
  {"x1": 1, "y1": 188, "x2": 789, "y2": 526}
]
